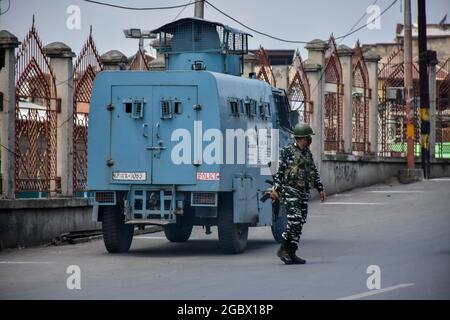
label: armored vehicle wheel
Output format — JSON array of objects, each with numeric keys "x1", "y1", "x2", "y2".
[
  {"x1": 102, "y1": 204, "x2": 134, "y2": 253},
  {"x1": 164, "y1": 220, "x2": 193, "y2": 242},
  {"x1": 218, "y1": 210, "x2": 249, "y2": 254},
  {"x1": 271, "y1": 203, "x2": 287, "y2": 243}
]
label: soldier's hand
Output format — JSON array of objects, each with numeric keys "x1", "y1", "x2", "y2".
[
  {"x1": 270, "y1": 189, "x2": 279, "y2": 203},
  {"x1": 320, "y1": 191, "x2": 326, "y2": 202}
]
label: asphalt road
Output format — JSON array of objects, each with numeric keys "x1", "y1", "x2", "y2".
[{"x1": 1, "y1": 178, "x2": 449, "y2": 300}]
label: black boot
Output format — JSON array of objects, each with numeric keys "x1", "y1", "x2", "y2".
[
  {"x1": 288, "y1": 243, "x2": 306, "y2": 264},
  {"x1": 277, "y1": 238, "x2": 293, "y2": 264}
]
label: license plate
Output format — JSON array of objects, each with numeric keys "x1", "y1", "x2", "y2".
[{"x1": 112, "y1": 172, "x2": 147, "y2": 181}]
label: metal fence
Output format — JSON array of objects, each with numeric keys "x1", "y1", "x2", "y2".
[
  {"x1": 323, "y1": 36, "x2": 344, "y2": 153},
  {"x1": 377, "y1": 46, "x2": 421, "y2": 157},
  {"x1": 129, "y1": 49, "x2": 150, "y2": 71},
  {"x1": 436, "y1": 56, "x2": 450, "y2": 159},
  {"x1": 287, "y1": 50, "x2": 312, "y2": 124},
  {"x1": 72, "y1": 27, "x2": 103, "y2": 193},
  {"x1": 15, "y1": 17, "x2": 58, "y2": 194},
  {"x1": 352, "y1": 42, "x2": 370, "y2": 154}
]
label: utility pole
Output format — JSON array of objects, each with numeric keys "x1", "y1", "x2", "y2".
[
  {"x1": 404, "y1": 0, "x2": 415, "y2": 169},
  {"x1": 418, "y1": 0, "x2": 430, "y2": 178},
  {"x1": 194, "y1": 0, "x2": 204, "y2": 18}
]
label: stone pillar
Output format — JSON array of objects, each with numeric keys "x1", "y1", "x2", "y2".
[
  {"x1": 305, "y1": 39, "x2": 328, "y2": 164},
  {"x1": 364, "y1": 51, "x2": 381, "y2": 155},
  {"x1": 100, "y1": 50, "x2": 127, "y2": 70},
  {"x1": 428, "y1": 53, "x2": 438, "y2": 161},
  {"x1": 337, "y1": 45, "x2": 354, "y2": 154},
  {"x1": 0, "y1": 31, "x2": 20, "y2": 199},
  {"x1": 44, "y1": 42, "x2": 75, "y2": 197}
]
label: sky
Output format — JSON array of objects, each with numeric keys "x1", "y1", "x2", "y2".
[{"x1": 0, "y1": 0, "x2": 449, "y2": 59}]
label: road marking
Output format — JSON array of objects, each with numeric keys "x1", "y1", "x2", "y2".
[
  {"x1": 135, "y1": 236, "x2": 167, "y2": 240},
  {"x1": 0, "y1": 261, "x2": 53, "y2": 265},
  {"x1": 323, "y1": 202, "x2": 386, "y2": 205},
  {"x1": 337, "y1": 283, "x2": 415, "y2": 300},
  {"x1": 429, "y1": 178, "x2": 450, "y2": 181},
  {"x1": 366, "y1": 190, "x2": 427, "y2": 193}
]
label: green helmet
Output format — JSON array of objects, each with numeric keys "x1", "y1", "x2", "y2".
[{"x1": 293, "y1": 123, "x2": 315, "y2": 137}]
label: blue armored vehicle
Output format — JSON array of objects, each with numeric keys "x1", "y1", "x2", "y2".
[{"x1": 88, "y1": 18, "x2": 299, "y2": 254}]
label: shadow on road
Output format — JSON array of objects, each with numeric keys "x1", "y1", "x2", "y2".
[{"x1": 116, "y1": 239, "x2": 278, "y2": 258}]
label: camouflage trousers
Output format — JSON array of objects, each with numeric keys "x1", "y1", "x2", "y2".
[{"x1": 281, "y1": 186, "x2": 309, "y2": 246}]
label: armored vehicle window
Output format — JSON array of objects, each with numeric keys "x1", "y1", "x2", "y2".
[
  {"x1": 259, "y1": 102, "x2": 270, "y2": 120},
  {"x1": 174, "y1": 101, "x2": 182, "y2": 114},
  {"x1": 273, "y1": 91, "x2": 292, "y2": 129},
  {"x1": 161, "y1": 100, "x2": 173, "y2": 119},
  {"x1": 244, "y1": 100, "x2": 250, "y2": 116},
  {"x1": 124, "y1": 102, "x2": 132, "y2": 114},
  {"x1": 244, "y1": 99, "x2": 257, "y2": 118},
  {"x1": 132, "y1": 100, "x2": 145, "y2": 119},
  {"x1": 250, "y1": 100, "x2": 257, "y2": 117},
  {"x1": 238, "y1": 99, "x2": 244, "y2": 114},
  {"x1": 229, "y1": 99, "x2": 239, "y2": 116},
  {"x1": 265, "y1": 102, "x2": 271, "y2": 116}
]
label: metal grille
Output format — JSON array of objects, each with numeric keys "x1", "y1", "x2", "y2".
[
  {"x1": 94, "y1": 191, "x2": 116, "y2": 204},
  {"x1": 437, "y1": 56, "x2": 450, "y2": 158},
  {"x1": 351, "y1": 42, "x2": 370, "y2": 154},
  {"x1": 324, "y1": 36, "x2": 344, "y2": 153},
  {"x1": 161, "y1": 100, "x2": 172, "y2": 119},
  {"x1": 287, "y1": 50, "x2": 312, "y2": 124},
  {"x1": 352, "y1": 96, "x2": 369, "y2": 153},
  {"x1": 225, "y1": 31, "x2": 247, "y2": 55},
  {"x1": 324, "y1": 92, "x2": 343, "y2": 152},
  {"x1": 377, "y1": 46, "x2": 421, "y2": 157},
  {"x1": 132, "y1": 100, "x2": 144, "y2": 119},
  {"x1": 15, "y1": 16, "x2": 58, "y2": 194},
  {"x1": 73, "y1": 27, "x2": 103, "y2": 192},
  {"x1": 191, "y1": 192, "x2": 218, "y2": 207},
  {"x1": 158, "y1": 22, "x2": 247, "y2": 55},
  {"x1": 160, "y1": 22, "x2": 221, "y2": 52}
]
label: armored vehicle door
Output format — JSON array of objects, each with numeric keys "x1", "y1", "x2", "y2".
[
  {"x1": 151, "y1": 85, "x2": 197, "y2": 185},
  {"x1": 109, "y1": 86, "x2": 153, "y2": 184}
]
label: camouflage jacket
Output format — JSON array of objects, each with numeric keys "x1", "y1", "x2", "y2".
[{"x1": 273, "y1": 143, "x2": 324, "y2": 194}]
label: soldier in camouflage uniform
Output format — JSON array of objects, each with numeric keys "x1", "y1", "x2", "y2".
[{"x1": 270, "y1": 123, "x2": 326, "y2": 264}]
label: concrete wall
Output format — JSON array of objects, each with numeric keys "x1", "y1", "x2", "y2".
[
  {"x1": 0, "y1": 199, "x2": 99, "y2": 250},
  {"x1": 319, "y1": 157, "x2": 450, "y2": 195}
]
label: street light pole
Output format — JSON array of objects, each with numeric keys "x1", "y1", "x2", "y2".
[
  {"x1": 194, "y1": 0, "x2": 204, "y2": 18},
  {"x1": 418, "y1": 0, "x2": 430, "y2": 178},
  {"x1": 139, "y1": 38, "x2": 144, "y2": 70},
  {"x1": 404, "y1": 0, "x2": 415, "y2": 169}
]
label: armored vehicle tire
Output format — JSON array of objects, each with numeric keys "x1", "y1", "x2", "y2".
[
  {"x1": 271, "y1": 204, "x2": 287, "y2": 243},
  {"x1": 102, "y1": 205, "x2": 134, "y2": 253},
  {"x1": 164, "y1": 221, "x2": 193, "y2": 242},
  {"x1": 218, "y1": 211, "x2": 249, "y2": 254}
]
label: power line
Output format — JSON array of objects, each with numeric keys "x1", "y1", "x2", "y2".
[
  {"x1": 81, "y1": 0, "x2": 398, "y2": 45},
  {"x1": 205, "y1": 0, "x2": 398, "y2": 44},
  {"x1": 81, "y1": 0, "x2": 199, "y2": 11},
  {"x1": 173, "y1": 0, "x2": 192, "y2": 21},
  {"x1": 308, "y1": 0, "x2": 387, "y2": 97},
  {"x1": 0, "y1": 0, "x2": 11, "y2": 15},
  {"x1": 345, "y1": 0, "x2": 380, "y2": 37},
  {"x1": 335, "y1": 0, "x2": 399, "y2": 40},
  {"x1": 204, "y1": 0, "x2": 308, "y2": 44}
]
